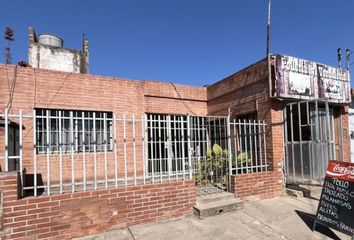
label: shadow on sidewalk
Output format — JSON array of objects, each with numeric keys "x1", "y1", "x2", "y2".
[{"x1": 295, "y1": 210, "x2": 342, "y2": 240}]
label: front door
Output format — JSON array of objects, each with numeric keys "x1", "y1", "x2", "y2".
[{"x1": 284, "y1": 100, "x2": 336, "y2": 184}]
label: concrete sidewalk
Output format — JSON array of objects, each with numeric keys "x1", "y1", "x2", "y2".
[{"x1": 76, "y1": 196, "x2": 350, "y2": 240}]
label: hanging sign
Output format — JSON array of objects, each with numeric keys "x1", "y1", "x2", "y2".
[
  {"x1": 274, "y1": 55, "x2": 351, "y2": 103},
  {"x1": 313, "y1": 160, "x2": 354, "y2": 237}
]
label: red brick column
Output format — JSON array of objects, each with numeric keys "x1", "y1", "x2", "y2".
[{"x1": 0, "y1": 172, "x2": 196, "y2": 240}]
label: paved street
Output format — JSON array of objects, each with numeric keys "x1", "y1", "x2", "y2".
[{"x1": 76, "y1": 196, "x2": 350, "y2": 240}]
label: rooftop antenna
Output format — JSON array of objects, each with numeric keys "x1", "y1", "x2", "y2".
[
  {"x1": 337, "y1": 48, "x2": 342, "y2": 69},
  {"x1": 266, "y1": 0, "x2": 271, "y2": 57},
  {"x1": 346, "y1": 49, "x2": 351, "y2": 71},
  {"x1": 4, "y1": 27, "x2": 14, "y2": 64},
  {"x1": 82, "y1": 33, "x2": 85, "y2": 50}
]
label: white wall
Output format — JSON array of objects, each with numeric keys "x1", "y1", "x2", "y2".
[{"x1": 29, "y1": 44, "x2": 82, "y2": 73}]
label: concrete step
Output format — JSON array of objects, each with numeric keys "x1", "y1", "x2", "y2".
[
  {"x1": 196, "y1": 191, "x2": 235, "y2": 205},
  {"x1": 193, "y1": 195, "x2": 243, "y2": 219},
  {"x1": 286, "y1": 184, "x2": 323, "y2": 199},
  {"x1": 299, "y1": 184, "x2": 323, "y2": 199}
]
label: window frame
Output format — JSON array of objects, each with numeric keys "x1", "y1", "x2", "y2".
[{"x1": 35, "y1": 108, "x2": 113, "y2": 154}]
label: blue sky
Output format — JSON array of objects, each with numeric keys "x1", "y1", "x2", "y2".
[{"x1": 1, "y1": 0, "x2": 353, "y2": 86}]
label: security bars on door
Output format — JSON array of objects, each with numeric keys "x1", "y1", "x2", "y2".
[
  {"x1": 0, "y1": 109, "x2": 268, "y2": 197},
  {"x1": 284, "y1": 100, "x2": 336, "y2": 184}
]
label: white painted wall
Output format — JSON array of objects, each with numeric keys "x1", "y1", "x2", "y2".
[{"x1": 29, "y1": 44, "x2": 82, "y2": 73}]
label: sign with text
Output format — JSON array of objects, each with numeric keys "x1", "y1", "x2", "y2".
[
  {"x1": 274, "y1": 55, "x2": 351, "y2": 103},
  {"x1": 314, "y1": 160, "x2": 354, "y2": 236}
]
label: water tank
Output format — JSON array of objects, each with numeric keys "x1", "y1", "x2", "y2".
[{"x1": 38, "y1": 34, "x2": 63, "y2": 47}]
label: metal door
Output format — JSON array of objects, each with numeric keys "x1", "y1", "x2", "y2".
[{"x1": 284, "y1": 100, "x2": 336, "y2": 184}]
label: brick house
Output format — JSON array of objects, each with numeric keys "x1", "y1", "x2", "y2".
[{"x1": 0, "y1": 28, "x2": 350, "y2": 239}]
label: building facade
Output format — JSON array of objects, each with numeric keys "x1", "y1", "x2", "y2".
[{"x1": 0, "y1": 29, "x2": 351, "y2": 239}]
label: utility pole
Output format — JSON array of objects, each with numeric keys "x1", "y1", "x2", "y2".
[
  {"x1": 267, "y1": 0, "x2": 272, "y2": 97},
  {"x1": 266, "y1": 0, "x2": 271, "y2": 57}
]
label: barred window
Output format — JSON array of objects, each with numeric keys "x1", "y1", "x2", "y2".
[
  {"x1": 35, "y1": 109, "x2": 113, "y2": 154},
  {"x1": 146, "y1": 114, "x2": 190, "y2": 175},
  {"x1": 236, "y1": 112, "x2": 258, "y2": 152}
]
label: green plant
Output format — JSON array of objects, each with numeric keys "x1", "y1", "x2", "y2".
[
  {"x1": 194, "y1": 144, "x2": 228, "y2": 187},
  {"x1": 232, "y1": 151, "x2": 251, "y2": 173}
]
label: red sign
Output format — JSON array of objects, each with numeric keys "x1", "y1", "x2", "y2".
[
  {"x1": 314, "y1": 160, "x2": 354, "y2": 236},
  {"x1": 326, "y1": 160, "x2": 354, "y2": 181}
]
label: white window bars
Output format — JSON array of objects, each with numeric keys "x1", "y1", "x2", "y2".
[
  {"x1": 35, "y1": 109, "x2": 113, "y2": 154},
  {"x1": 0, "y1": 109, "x2": 268, "y2": 197},
  {"x1": 229, "y1": 119, "x2": 268, "y2": 175}
]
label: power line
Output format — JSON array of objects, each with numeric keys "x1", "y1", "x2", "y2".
[
  {"x1": 170, "y1": 82, "x2": 197, "y2": 116},
  {"x1": 1, "y1": 64, "x2": 18, "y2": 114}
]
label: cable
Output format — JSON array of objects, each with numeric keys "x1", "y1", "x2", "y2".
[
  {"x1": 9, "y1": 65, "x2": 18, "y2": 111},
  {"x1": 6, "y1": 65, "x2": 11, "y2": 97},
  {"x1": 127, "y1": 227, "x2": 136, "y2": 240},
  {"x1": 170, "y1": 82, "x2": 197, "y2": 116},
  {"x1": 33, "y1": 68, "x2": 37, "y2": 108},
  {"x1": 1, "y1": 64, "x2": 18, "y2": 114}
]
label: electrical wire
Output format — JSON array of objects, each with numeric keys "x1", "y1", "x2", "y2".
[
  {"x1": 1, "y1": 64, "x2": 18, "y2": 114},
  {"x1": 33, "y1": 68, "x2": 37, "y2": 108},
  {"x1": 170, "y1": 82, "x2": 197, "y2": 116}
]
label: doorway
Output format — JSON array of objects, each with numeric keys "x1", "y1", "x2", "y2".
[{"x1": 284, "y1": 100, "x2": 338, "y2": 184}]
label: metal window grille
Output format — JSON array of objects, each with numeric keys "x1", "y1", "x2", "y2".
[
  {"x1": 0, "y1": 109, "x2": 268, "y2": 198},
  {"x1": 35, "y1": 109, "x2": 113, "y2": 154},
  {"x1": 229, "y1": 116, "x2": 268, "y2": 175},
  {"x1": 146, "y1": 114, "x2": 190, "y2": 181}
]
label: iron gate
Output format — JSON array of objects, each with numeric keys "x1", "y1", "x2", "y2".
[
  {"x1": 284, "y1": 100, "x2": 336, "y2": 184},
  {"x1": 189, "y1": 116, "x2": 268, "y2": 191}
]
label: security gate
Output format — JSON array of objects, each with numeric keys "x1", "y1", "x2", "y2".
[
  {"x1": 145, "y1": 114, "x2": 230, "y2": 189},
  {"x1": 190, "y1": 116, "x2": 269, "y2": 191},
  {"x1": 146, "y1": 114, "x2": 269, "y2": 192},
  {"x1": 284, "y1": 100, "x2": 336, "y2": 184}
]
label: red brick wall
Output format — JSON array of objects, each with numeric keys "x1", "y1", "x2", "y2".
[
  {"x1": 144, "y1": 80, "x2": 206, "y2": 101},
  {"x1": 144, "y1": 80, "x2": 207, "y2": 115},
  {"x1": 206, "y1": 59, "x2": 281, "y2": 171},
  {"x1": 207, "y1": 60, "x2": 284, "y2": 200},
  {"x1": 206, "y1": 59, "x2": 284, "y2": 200},
  {"x1": 231, "y1": 171, "x2": 283, "y2": 201},
  {"x1": 0, "y1": 172, "x2": 195, "y2": 240},
  {"x1": 269, "y1": 99, "x2": 285, "y2": 171},
  {"x1": 0, "y1": 65, "x2": 207, "y2": 183},
  {"x1": 207, "y1": 58, "x2": 268, "y2": 103}
]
